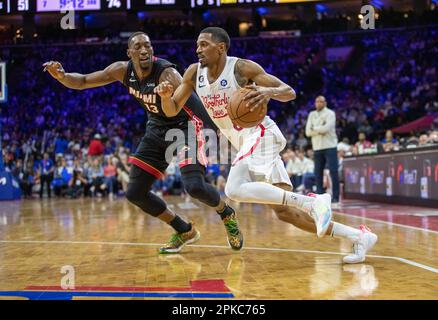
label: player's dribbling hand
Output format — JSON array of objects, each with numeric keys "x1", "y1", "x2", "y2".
[
  {"x1": 243, "y1": 83, "x2": 271, "y2": 113},
  {"x1": 42, "y1": 61, "x2": 66, "y2": 80},
  {"x1": 154, "y1": 81, "x2": 174, "y2": 98}
]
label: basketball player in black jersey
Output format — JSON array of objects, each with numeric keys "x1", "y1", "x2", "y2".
[{"x1": 43, "y1": 32, "x2": 243, "y2": 253}]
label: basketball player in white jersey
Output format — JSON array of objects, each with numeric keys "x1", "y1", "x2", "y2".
[{"x1": 155, "y1": 27, "x2": 377, "y2": 263}]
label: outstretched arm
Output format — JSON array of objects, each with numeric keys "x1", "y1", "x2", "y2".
[
  {"x1": 43, "y1": 60, "x2": 127, "y2": 90},
  {"x1": 158, "y1": 66, "x2": 218, "y2": 129},
  {"x1": 154, "y1": 63, "x2": 197, "y2": 117},
  {"x1": 235, "y1": 59, "x2": 296, "y2": 111}
]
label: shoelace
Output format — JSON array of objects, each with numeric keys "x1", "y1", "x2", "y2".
[
  {"x1": 168, "y1": 233, "x2": 183, "y2": 246},
  {"x1": 359, "y1": 225, "x2": 372, "y2": 232},
  {"x1": 224, "y1": 218, "x2": 239, "y2": 237}
]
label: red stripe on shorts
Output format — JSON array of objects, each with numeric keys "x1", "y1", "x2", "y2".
[
  {"x1": 231, "y1": 124, "x2": 266, "y2": 167},
  {"x1": 128, "y1": 156, "x2": 163, "y2": 179},
  {"x1": 182, "y1": 105, "x2": 208, "y2": 167}
]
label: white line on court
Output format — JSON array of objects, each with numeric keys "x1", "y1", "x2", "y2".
[
  {"x1": 1, "y1": 239, "x2": 437, "y2": 274},
  {"x1": 333, "y1": 211, "x2": 438, "y2": 235}
]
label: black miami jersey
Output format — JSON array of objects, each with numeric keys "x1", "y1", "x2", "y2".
[
  {"x1": 123, "y1": 57, "x2": 216, "y2": 176},
  {"x1": 123, "y1": 57, "x2": 188, "y2": 128}
]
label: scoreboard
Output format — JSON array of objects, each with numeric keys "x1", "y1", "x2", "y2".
[
  {"x1": 0, "y1": 0, "x2": 130, "y2": 14},
  {"x1": 0, "y1": 0, "x2": 319, "y2": 14}
]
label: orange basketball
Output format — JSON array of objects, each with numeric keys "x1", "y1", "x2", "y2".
[{"x1": 226, "y1": 88, "x2": 267, "y2": 128}]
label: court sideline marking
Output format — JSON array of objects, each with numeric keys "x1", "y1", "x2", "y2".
[
  {"x1": 0, "y1": 239, "x2": 437, "y2": 274},
  {"x1": 333, "y1": 211, "x2": 438, "y2": 235}
]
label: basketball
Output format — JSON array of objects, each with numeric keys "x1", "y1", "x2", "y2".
[{"x1": 226, "y1": 88, "x2": 267, "y2": 128}]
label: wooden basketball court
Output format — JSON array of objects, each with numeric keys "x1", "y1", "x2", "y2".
[{"x1": 0, "y1": 196, "x2": 437, "y2": 300}]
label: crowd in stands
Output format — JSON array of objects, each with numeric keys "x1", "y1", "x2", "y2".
[
  {"x1": 2, "y1": 7, "x2": 437, "y2": 45},
  {"x1": 1, "y1": 24, "x2": 437, "y2": 199}
]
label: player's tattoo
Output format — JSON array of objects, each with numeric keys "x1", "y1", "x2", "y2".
[{"x1": 234, "y1": 59, "x2": 250, "y2": 88}]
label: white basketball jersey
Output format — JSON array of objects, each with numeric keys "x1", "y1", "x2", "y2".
[{"x1": 195, "y1": 57, "x2": 250, "y2": 150}]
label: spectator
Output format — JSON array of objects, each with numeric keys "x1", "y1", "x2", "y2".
[
  {"x1": 67, "y1": 167, "x2": 88, "y2": 199},
  {"x1": 418, "y1": 134, "x2": 430, "y2": 147},
  {"x1": 36, "y1": 152, "x2": 54, "y2": 198},
  {"x1": 281, "y1": 148, "x2": 293, "y2": 166},
  {"x1": 293, "y1": 149, "x2": 315, "y2": 193},
  {"x1": 381, "y1": 130, "x2": 399, "y2": 152},
  {"x1": 157, "y1": 160, "x2": 182, "y2": 196},
  {"x1": 353, "y1": 132, "x2": 373, "y2": 155},
  {"x1": 87, "y1": 158, "x2": 105, "y2": 197},
  {"x1": 295, "y1": 129, "x2": 309, "y2": 150},
  {"x1": 337, "y1": 137, "x2": 353, "y2": 156},
  {"x1": 52, "y1": 157, "x2": 72, "y2": 197},
  {"x1": 286, "y1": 150, "x2": 302, "y2": 188},
  {"x1": 103, "y1": 155, "x2": 118, "y2": 200},
  {"x1": 404, "y1": 132, "x2": 419, "y2": 148},
  {"x1": 357, "y1": 120, "x2": 373, "y2": 138},
  {"x1": 305, "y1": 95, "x2": 340, "y2": 203},
  {"x1": 88, "y1": 134, "x2": 105, "y2": 159},
  {"x1": 54, "y1": 134, "x2": 69, "y2": 158},
  {"x1": 11, "y1": 159, "x2": 33, "y2": 198},
  {"x1": 429, "y1": 130, "x2": 438, "y2": 144},
  {"x1": 302, "y1": 149, "x2": 316, "y2": 194}
]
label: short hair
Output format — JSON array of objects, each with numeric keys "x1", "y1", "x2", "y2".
[
  {"x1": 316, "y1": 95, "x2": 326, "y2": 101},
  {"x1": 200, "y1": 27, "x2": 230, "y2": 50},
  {"x1": 128, "y1": 31, "x2": 149, "y2": 47}
]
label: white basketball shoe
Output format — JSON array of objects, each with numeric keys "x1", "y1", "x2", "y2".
[
  {"x1": 307, "y1": 193, "x2": 333, "y2": 238},
  {"x1": 343, "y1": 225, "x2": 378, "y2": 264}
]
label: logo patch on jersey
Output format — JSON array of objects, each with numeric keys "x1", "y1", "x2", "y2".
[
  {"x1": 198, "y1": 75, "x2": 206, "y2": 88},
  {"x1": 129, "y1": 71, "x2": 136, "y2": 82},
  {"x1": 220, "y1": 79, "x2": 228, "y2": 87}
]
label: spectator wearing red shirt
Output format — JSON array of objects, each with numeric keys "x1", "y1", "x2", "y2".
[
  {"x1": 353, "y1": 132, "x2": 373, "y2": 155},
  {"x1": 88, "y1": 134, "x2": 105, "y2": 158}
]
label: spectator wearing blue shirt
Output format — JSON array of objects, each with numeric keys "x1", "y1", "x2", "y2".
[
  {"x1": 37, "y1": 152, "x2": 55, "y2": 198},
  {"x1": 54, "y1": 134, "x2": 69, "y2": 158},
  {"x1": 52, "y1": 158, "x2": 72, "y2": 197},
  {"x1": 381, "y1": 130, "x2": 400, "y2": 152}
]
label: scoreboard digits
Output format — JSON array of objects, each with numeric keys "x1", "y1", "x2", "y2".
[
  {"x1": 107, "y1": 0, "x2": 122, "y2": 9},
  {"x1": 17, "y1": 0, "x2": 29, "y2": 11},
  {"x1": 0, "y1": 0, "x2": 36, "y2": 14},
  {"x1": 0, "y1": 0, "x2": 129, "y2": 13},
  {"x1": 0, "y1": 0, "x2": 311, "y2": 14},
  {"x1": 37, "y1": 0, "x2": 101, "y2": 12},
  {"x1": 189, "y1": 0, "x2": 275, "y2": 8}
]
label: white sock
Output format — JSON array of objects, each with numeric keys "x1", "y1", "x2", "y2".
[
  {"x1": 225, "y1": 181, "x2": 315, "y2": 209},
  {"x1": 283, "y1": 191, "x2": 316, "y2": 209},
  {"x1": 331, "y1": 222, "x2": 361, "y2": 240}
]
